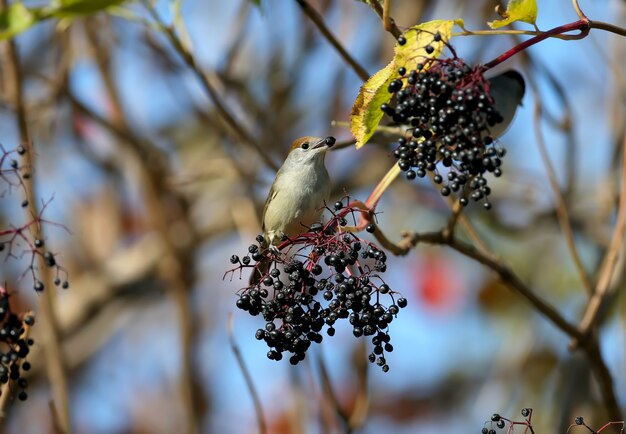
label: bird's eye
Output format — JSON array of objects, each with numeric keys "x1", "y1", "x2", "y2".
[{"x1": 301, "y1": 142, "x2": 309, "y2": 150}]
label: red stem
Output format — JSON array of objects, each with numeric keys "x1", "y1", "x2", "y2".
[{"x1": 483, "y1": 19, "x2": 590, "y2": 70}]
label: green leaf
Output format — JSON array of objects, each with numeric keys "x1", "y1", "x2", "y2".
[
  {"x1": 49, "y1": 0, "x2": 128, "y2": 18},
  {"x1": 0, "y1": 3, "x2": 38, "y2": 39},
  {"x1": 350, "y1": 19, "x2": 458, "y2": 149},
  {"x1": 488, "y1": 0, "x2": 537, "y2": 29}
]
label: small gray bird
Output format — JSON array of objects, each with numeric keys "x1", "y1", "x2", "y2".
[{"x1": 250, "y1": 136, "x2": 335, "y2": 284}]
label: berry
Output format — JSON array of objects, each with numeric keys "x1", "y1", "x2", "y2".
[
  {"x1": 227, "y1": 208, "x2": 404, "y2": 372},
  {"x1": 43, "y1": 252, "x2": 56, "y2": 267},
  {"x1": 366, "y1": 224, "x2": 375, "y2": 233},
  {"x1": 388, "y1": 79, "x2": 402, "y2": 93},
  {"x1": 386, "y1": 59, "x2": 508, "y2": 209},
  {"x1": 397, "y1": 35, "x2": 406, "y2": 45}
]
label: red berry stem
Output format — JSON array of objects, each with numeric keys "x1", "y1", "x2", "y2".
[{"x1": 483, "y1": 19, "x2": 591, "y2": 71}]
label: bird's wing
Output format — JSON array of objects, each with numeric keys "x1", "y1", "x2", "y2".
[{"x1": 261, "y1": 182, "x2": 278, "y2": 233}]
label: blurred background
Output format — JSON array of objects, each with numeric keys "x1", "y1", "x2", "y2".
[{"x1": 0, "y1": 0, "x2": 625, "y2": 433}]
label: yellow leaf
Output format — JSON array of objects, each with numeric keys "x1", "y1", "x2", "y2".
[
  {"x1": 395, "y1": 19, "x2": 456, "y2": 66},
  {"x1": 488, "y1": 0, "x2": 537, "y2": 29},
  {"x1": 350, "y1": 19, "x2": 459, "y2": 149},
  {"x1": 350, "y1": 61, "x2": 396, "y2": 149}
]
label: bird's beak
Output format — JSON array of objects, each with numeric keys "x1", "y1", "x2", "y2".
[{"x1": 313, "y1": 136, "x2": 336, "y2": 150}]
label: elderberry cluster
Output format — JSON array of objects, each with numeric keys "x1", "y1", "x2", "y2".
[
  {"x1": 382, "y1": 33, "x2": 509, "y2": 209},
  {"x1": 226, "y1": 202, "x2": 406, "y2": 371},
  {"x1": 0, "y1": 292, "x2": 34, "y2": 402},
  {"x1": 481, "y1": 408, "x2": 533, "y2": 433}
]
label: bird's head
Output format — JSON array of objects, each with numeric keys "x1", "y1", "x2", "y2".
[{"x1": 283, "y1": 136, "x2": 336, "y2": 167}]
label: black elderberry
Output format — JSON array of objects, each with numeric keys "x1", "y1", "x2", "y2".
[
  {"x1": 230, "y1": 255, "x2": 239, "y2": 264},
  {"x1": 366, "y1": 224, "x2": 375, "y2": 233},
  {"x1": 34, "y1": 239, "x2": 44, "y2": 248},
  {"x1": 388, "y1": 79, "x2": 402, "y2": 93},
  {"x1": 575, "y1": 417, "x2": 584, "y2": 425},
  {"x1": 521, "y1": 408, "x2": 530, "y2": 417},
  {"x1": 43, "y1": 252, "x2": 56, "y2": 267},
  {"x1": 397, "y1": 35, "x2": 406, "y2": 45},
  {"x1": 34, "y1": 281, "x2": 44, "y2": 292},
  {"x1": 496, "y1": 420, "x2": 505, "y2": 429}
]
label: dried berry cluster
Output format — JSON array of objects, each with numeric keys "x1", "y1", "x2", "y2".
[
  {"x1": 0, "y1": 291, "x2": 34, "y2": 402},
  {"x1": 0, "y1": 145, "x2": 70, "y2": 293},
  {"x1": 226, "y1": 201, "x2": 406, "y2": 371},
  {"x1": 383, "y1": 32, "x2": 508, "y2": 209}
]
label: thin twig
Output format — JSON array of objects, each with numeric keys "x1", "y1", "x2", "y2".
[
  {"x1": 399, "y1": 231, "x2": 581, "y2": 339},
  {"x1": 571, "y1": 0, "x2": 587, "y2": 20},
  {"x1": 66, "y1": 29, "x2": 201, "y2": 431},
  {"x1": 582, "y1": 339, "x2": 622, "y2": 420},
  {"x1": 577, "y1": 132, "x2": 626, "y2": 338},
  {"x1": 227, "y1": 314, "x2": 267, "y2": 434},
  {"x1": 0, "y1": 6, "x2": 71, "y2": 431},
  {"x1": 140, "y1": 0, "x2": 279, "y2": 171},
  {"x1": 295, "y1": 0, "x2": 370, "y2": 81},
  {"x1": 347, "y1": 341, "x2": 369, "y2": 429},
  {"x1": 382, "y1": 0, "x2": 391, "y2": 33},
  {"x1": 366, "y1": 0, "x2": 402, "y2": 39},
  {"x1": 532, "y1": 97, "x2": 593, "y2": 295},
  {"x1": 316, "y1": 352, "x2": 352, "y2": 433},
  {"x1": 589, "y1": 20, "x2": 626, "y2": 37}
]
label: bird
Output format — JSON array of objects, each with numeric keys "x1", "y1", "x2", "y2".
[
  {"x1": 486, "y1": 69, "x2": 526, "y2": 138},
  {"x1": 250, "y1": 136, "x2": 335, "y2": 284}
]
